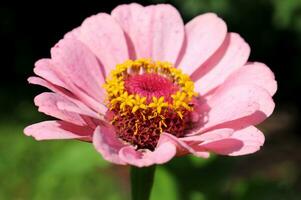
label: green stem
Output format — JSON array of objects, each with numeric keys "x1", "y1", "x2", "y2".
[{"x1": 130, "y1": 165, "x2": 156, "y2": 200}]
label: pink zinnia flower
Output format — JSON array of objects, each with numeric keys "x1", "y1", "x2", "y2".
[{"x1": 24, "y1": 3, "x2": 277, "y2": 167}]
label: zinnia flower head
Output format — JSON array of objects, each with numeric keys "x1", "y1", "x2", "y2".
[{"x1": 24, "y1": 3, "x2": 277, "y2": 167}]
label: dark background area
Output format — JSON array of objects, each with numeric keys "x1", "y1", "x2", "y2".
[{"x1": 1, "y1": 0, "x2": 301, "y2": 199}]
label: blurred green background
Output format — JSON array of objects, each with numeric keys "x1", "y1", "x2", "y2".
[{"x1": 1, "y1": 0, "x2": 301, "y2": 199}]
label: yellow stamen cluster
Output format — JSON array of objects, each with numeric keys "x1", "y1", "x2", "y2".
[{"x1": 103, "y1": 59, "x2": 197, "y2": 118}]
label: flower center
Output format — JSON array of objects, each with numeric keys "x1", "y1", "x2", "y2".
[
  {"x1": 103, "y1": 59, "x2": 198, "y2": 150},
  {"x1": 125, "y1": 73, "x2": 179, "y2": 103}
]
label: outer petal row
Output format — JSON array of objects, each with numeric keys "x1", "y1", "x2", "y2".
[
  {"x1": 177, "y1": 13, "x2": 227, "y2": 76},
  {"x1": 196, "y1": 84, "x2": 275, "y2": 133},
  {"x1": 111, "y1": 3, "x2": 185, "y2": 64},
  {"x1": 92, "y1": 125, "x2": 264, "y2": 167},
  {"x1": 182, "y1": 126, "x2": 265, "y2": 156},
  {"x1": 70, "y1": 13, "x2": 129, "y2": 77},
  {"x1": 193, "y1": 33, "x2": 250, "y2": 95},
  {"x1": 24, "y1": 120, "x2": 94, "y2": 141}
]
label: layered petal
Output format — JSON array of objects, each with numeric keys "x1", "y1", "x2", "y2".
[
  {"x1": 93, "y1": 125, "x2": 127, "y2": 165},
  {"x1": 28, "y1": 77, "x2": 104, "y2": 117},
  {"x1": 35, "y1": 36, "x2": 108, "y2": 114},
  {"x1": 71, "y1": 13, "x2": 129, "y2": 77},
  {"x1": 50, "y1": 36, "x2": 105, "y2": 103},
  {"x1": 186, "y1": 126, "x2": 265, "y2": 156},
  {"x1": 118, "y1": 134, "x2": 177, "y2": 167},
  {"x1": 195, "y1": 84, "x2": 274, "y2": 133},
  {"x1": 222, "y1": 62, "x2": 277, "y2": 96},
  {"x1": 177, "y1": 13, "x2": 227, "y2": 75},
  {"x1": 163, "y1": 133, "x2": 210, "y2": 158},
  {"x1": 193, "y1": 33, "x2": 250, "y2": 95},
  {"x1": 34, "y1": 59, "x2": 67, "y2": 88},
  {"x1": 34, "y1": 92, "x2": 87, "y2": 126},
  {"x1": 24, "y1": 120, "x2": 93, "y2": 140},
  {"x1": 112, "y1": 3, "x2": 184, "y2": 63},
  {"x1": 182, "y1": 128, "x2": 233, "y2": 142}
]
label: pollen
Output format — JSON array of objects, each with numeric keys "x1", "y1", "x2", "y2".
[{"x1": 103, "y1": 59, "x2": 198, "y2": 150}]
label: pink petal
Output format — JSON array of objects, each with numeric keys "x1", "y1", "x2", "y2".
[
  {"x1": 34, "y1": 92, "x2": 87, "y2": 126},
  {"x1": 112, "y1": 3, "x2": 184, "y2": 63},
  {"x1": 34, "y1": 59, "x2": 67, "y2": 88},
  {"x1": 33, "y1": 51, "x2": 108, "y2": 115},
  {"x1": 181, "y1": 128, "x2": 234, "y2": 156},
  {"x1": 193, "y1": 33, "x2": 250, "y2": 95},
  {"x1": 50, "y1": 36, "x2": 105, "y2": 103},
  {"x1": 177, "y1": 13, "x2": 227, "y2": 75},
  {"x1": 198, "y1": 126, "x2": 265, "y2": 156},
  {"x1": 196, "y1": 84, "x2": 274, "y2": 133},
  {"x1": 118, "y1": 134, "x2": 177, "y2": 167},
  {"x1": 93, "y1": 125, "x2": 127, "y2": 165},
  {"x1": 57, "y1": 77, "x2": 108, "y2": 115},
  {"x1": 72, "y1": 13, "x2": 129, "y2": 77},
  {"x1": 56, "y1": 101, "x2": 99, "y2": 119},
  {"x1": 24, "y1": 120, "x2": 93, "y2": 140},
  {"x1": 28, "y1": 77, "x2": 106, "y2": 115},
  {"x1": 183, "y1": 128, "x2": 234, "y2": 141},
  {"x1": 163, "y1": 133, "x2": 209, "y2": 158},
  {"x1": 35, "y1": 36, "x2": 107, "y2": 114},
  {"x1": 222, "y1": 62, "x2": 277, "y2": 96}
]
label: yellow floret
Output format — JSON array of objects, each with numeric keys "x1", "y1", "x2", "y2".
[
  {"x1": 149, "y1": 96, "x2": 168, "y2": 114},
  {"x1": 132, "y1": 95, "x2": 147, "y2": 113}
]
